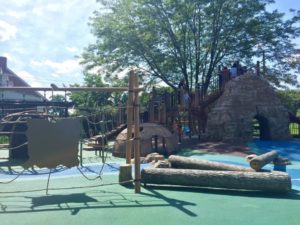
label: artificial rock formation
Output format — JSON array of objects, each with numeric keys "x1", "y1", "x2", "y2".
[
  {"x1": 113, "y1": 123, "x2": 178, "y2": 157},
  {"x1": 206, "y1": 73, "x2": 291, "y2": 143}
]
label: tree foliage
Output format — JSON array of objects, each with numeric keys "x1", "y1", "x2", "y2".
[
  {"x1": 277, "y1": 89, "x2": 300, "y2": 115},
  {"x1": 82, "y1": 0, "x2": 300, "y2": 93},
  {"x1": 69, "y1": 72, "x2": 111, "y2": 109}
]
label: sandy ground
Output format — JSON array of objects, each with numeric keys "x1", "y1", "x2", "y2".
[{"x1": 179, "y1": 138, "x2": 253, "y2": 157}]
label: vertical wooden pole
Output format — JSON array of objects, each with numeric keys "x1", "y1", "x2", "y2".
[
  {"x1": 195, "y1": 84, "x2": 200, "y2": 107},
  {"x1": 180, "y1": 86, "x2": 184, "y2": 109},
  {"x1": 158, "y1": 103, "x2": 161, "y2": 124},
  {"x1": 149, "y1": 101, "x2": 154, "y2": 122},
  {"x1": 133, "y1": 71, "x2": 141, "y2": 193},
  {"x1": 161, "y1": 103, "x2": 166, "y2": 125},
  {"x1": 256, "y1": 61, "x2": 260, "y2": 76},
  {"x1": 118, "y1": 102, "x2": 122, "y2": 126},
  {"x1": 262, "y1": 50, "x2": 266, "y2": 76},
  {"x1": 126, "y1": 72, "x2": 134, "y2": 164}
]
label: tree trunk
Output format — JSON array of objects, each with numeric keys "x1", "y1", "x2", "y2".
[
  {"x1": 250, "y1": 150, "x2": 279, "y2": 171},
  {"x1": 169, "y1": 155, "x2": 254, "y2": 172},
  {"x1": 141, "y1": 168, "x2": 291, "y2": 193}
]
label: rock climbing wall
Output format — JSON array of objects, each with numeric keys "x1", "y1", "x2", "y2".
[{"x1": 206, "y1": 73, "x2": 291, "y2": 143}]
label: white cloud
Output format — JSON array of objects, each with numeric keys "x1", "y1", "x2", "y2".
[
  {"x1": 32, "y1": 2, "x2": 72, "y2": 16},
  {"x1": 31, "y1": 59, "x2": 82, "y2": 75},
  {"x1": 2, "y1": 52, "x2": 13, "y2": 61},
  {"x1": 0, "y1": 20, "x2": 17, "y2": 41},
  {"x1": 66, "y1": 46, "x2": 79, "y2": 53},
  {"x1": 8, "y1": 0, "x2": 32, "y2": 7},
  {"x1": 0, "y1": 10, "x2": 27, "y2": 19},
  {"x1": 17, "y1": 70, "x2": 43, "y2": 87}
]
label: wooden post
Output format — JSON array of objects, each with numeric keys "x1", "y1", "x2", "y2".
[
  {"x1": 133, "y1": 71, "x2": 141, "y2": 193},
  {"x1": 149, "y1": 101, "x2": 154, "y2": 123},
  {"x1": 161, "y1": 103, "x2": 166, "y2": 125},
  {"x1": 154, "y1": 135, "x2": 158, "y2": 151},
  {"x1": 256, "y1": 61, "x2": 260, "y2": 76},
  {"x1": 157, "y1": 103, "x2": 161, "y2": 124},
  {"x1": 262, "y1": 50, "x2": 266, "y2": 76},
  {"x1": 195, "y1": 85, "x2": 200, "y2": 107},
  {"x1": 119, "y1": 164, "x2": 132, "y2": 186},
  {"x1": 180, "y1": 86, "x2": 184, "y2": 109},
  {"x1": 126, "y1": 73, "x2": 134, "y2": 164},
  {"x1": 118, "y1": 102, "x2": 122, "y2": 126}
]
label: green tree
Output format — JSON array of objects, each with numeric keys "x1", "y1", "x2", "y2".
[
  {"x1": 277, "y1": 90, "x2": 300, "y2": 115},
  {"x1": 50, "y1": 94, "x2": 66, "y2": 102},
  {"x1": 82, "y1": 0, "x2": 300, "y2": 93},
  {"x1": 69, "y1": 72, "x2": 111, "y2": 109}
]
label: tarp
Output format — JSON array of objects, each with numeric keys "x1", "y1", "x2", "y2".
[{"x1": 23, "y1": 118, "x2": 81, "y2": 169}]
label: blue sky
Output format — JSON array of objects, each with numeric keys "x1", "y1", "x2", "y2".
[
  {"x1": 0, "y1": 0, "x2": 299, "y2": 87},
  {"x1": 0, "y1": 0, "x2": 98, "y2": 87}
]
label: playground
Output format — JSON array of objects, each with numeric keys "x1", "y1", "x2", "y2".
[
  {"x1": 0, "y1": 140, "x2": 299, "y2": 225},
  {"x1": 0, "y1": 68, "x2": 299, "y2": 225}
]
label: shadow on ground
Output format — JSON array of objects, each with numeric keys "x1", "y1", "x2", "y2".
[{"x1": 0, "y1": 188, "x2": 197, "y2": 217}]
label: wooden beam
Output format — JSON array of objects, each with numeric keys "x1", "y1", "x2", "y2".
[{"x1": 0, "y1": 87, "x2": 143, "y2": 92}]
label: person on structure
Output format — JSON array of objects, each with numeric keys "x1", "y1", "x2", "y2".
[{"x1": 230, "y1": 62, "x2": 237, "y2": 79}]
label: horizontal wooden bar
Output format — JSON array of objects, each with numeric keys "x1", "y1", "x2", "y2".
[{"x1": 0, "y1": 87, "x2": 143, "y2": 92}]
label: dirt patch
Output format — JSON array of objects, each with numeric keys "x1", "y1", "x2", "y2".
[{"x1": 179, "y1": 138, "x2": 253, "y2": 157}]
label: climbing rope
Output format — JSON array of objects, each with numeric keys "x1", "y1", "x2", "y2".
[{"x1": 0, "y1": 142, "x2": 28, "y2": 150}]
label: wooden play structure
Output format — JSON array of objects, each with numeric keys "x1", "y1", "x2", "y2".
[
  {"x1": 146, "y1": 76, "x2": 223, "y2": 141},
  {"x1": 0, "y1": 70, "x2": 143, "y2": 193}
]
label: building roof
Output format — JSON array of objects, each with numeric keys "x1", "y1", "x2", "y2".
[{"x1": 0, "y1": 56, "x2": 46, "y2": 101}]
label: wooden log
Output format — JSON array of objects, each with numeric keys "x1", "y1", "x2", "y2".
[
  {"x1": 141, "y1": 168, "x2": 291, "y2": 193},
  {"x1": 250, "y1": 150, "x2": 279, "y2": 171},
  {"x1": 169, "y1": 155, "x2": 253, "y2": 172}
]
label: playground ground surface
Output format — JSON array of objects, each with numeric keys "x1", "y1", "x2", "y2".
[{"x1": 0, "y1": 140, "x2": 299, "y2": 225}]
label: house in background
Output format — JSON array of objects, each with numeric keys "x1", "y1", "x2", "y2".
[
  {"x1": 0, "y1": 56, "x2": 74, "y2": 118},
  {"x1": 0, "y1": 56, "x2": 45, "y2": 101}
]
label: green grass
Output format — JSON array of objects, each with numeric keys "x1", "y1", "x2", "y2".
[
  {"x1": 290, "y1": 109, "x2": 300, "y2": 136},
  {"x1": 290, "y1": 123, "x2": 299, "y2": 136},
  {"x1": 0, "y1": 136, "x2": 9, "y2": 144}
]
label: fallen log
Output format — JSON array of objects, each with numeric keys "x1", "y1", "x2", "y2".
[
  {"x1": 250, "y1": 150, "x2": 279, "y2": 171},
  {"x1": 169, "y1": 155, "x2": 253, "y2": 171},
  {"x1": 141, "y1": 168, "x2": 291, "y2": 193}
]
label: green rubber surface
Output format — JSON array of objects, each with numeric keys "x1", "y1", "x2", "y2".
[{"x1": 1, "y1": 147, "x2": 300, "y2": 225}]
